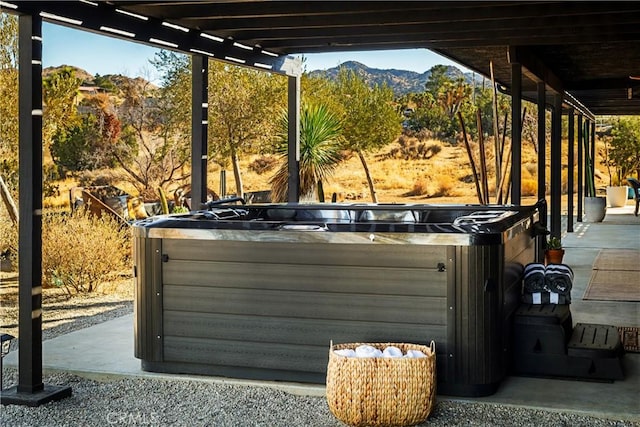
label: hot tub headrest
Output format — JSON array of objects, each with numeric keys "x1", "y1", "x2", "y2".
[{"x1": 358, "y1": 209, "x2": 418, "y2": 223}]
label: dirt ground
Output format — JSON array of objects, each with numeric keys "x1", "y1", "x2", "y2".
[{"x1": 0, "y1": 271, "x2": 133, "y2": 350}]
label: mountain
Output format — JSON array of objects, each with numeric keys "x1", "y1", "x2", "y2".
[{"x1": 307, "y1": 61, "x2": 476, "y2": 96}]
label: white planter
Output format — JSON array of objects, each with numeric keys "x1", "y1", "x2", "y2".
[
  {"x1": 606, "y1": 186, "x2": 627, "y2": 207},
  {"x1": 584, "y1": 196, "x2": 607, "y2": 222}
]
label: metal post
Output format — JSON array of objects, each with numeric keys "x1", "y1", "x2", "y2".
[
  {"x1": 511, "y1": 62, "x2": 522, "y2": 204},
  {"x1": 191, "y1": 55, "x2": 208, "y2": 209},
  {"x1": 584, "y1": 117, "x2": 598, "y2": 192},
  {"x1": 567, "y1": 110, "x2": 574, "y2": 232},
  {"x1": 1, "y1": 12, "x2": 71, "y2": 406},
  {"x1": 287, "y1": 74, "x2": 300, "y2": 203},
  {"x1": 577, "y1": 114, "x2": 583, "y2": 221},
  {"x1": 591, "y1": 121, "x2": 596, "y2": 193},
  {"x1": 550, "y1": 94, "x2": 562, "y2": 239},
  {"x1": 537, "y1": 81, "x2": 546, "y2": 204}
]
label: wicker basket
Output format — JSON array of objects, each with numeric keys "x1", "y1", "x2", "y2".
[{"x1": 326, "y1": 341, "x2": 436, "y2": 427}]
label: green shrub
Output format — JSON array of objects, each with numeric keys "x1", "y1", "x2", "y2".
[{"x1": 42, "y1": 210, "x2": 130, "y2": 295}]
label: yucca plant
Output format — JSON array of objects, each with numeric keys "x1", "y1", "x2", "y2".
[{"x1": 270, "y1": 104, "x2": 344, "y2": 202}]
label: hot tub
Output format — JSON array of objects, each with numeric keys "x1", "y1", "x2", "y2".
[{"x1": 133, "y1": 202, "x2": 543, "y2": 396}]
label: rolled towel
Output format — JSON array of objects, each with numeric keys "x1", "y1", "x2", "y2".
[
  {"x1": 382, "y1": 346, "x2": 403, "y2": 358},
  {"x1": 545, "y1": 264, "x2": 573, "y2": 295},
  {"x1": 355, "y1": 345, "x2": 383, "y2": 358},
  {"x1": 523, "y1": 263, "x2": 547, "y2": 293},
  {"x1": 404, "y1": 349, "x2": 427, "y2": 358},
  {"x1": 334, "y1": 349, "x2": 356, "y2": 358}
]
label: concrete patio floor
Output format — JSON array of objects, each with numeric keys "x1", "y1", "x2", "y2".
[{"x1": 3, "y1": 204, "x2": 639, "y2": 422}]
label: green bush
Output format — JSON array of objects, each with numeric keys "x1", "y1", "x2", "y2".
[{"x1": 42, "y1": 209, "x2": 130, "y2": 295}]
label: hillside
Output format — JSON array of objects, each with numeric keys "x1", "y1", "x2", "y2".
[
  {"x1": 307, "y1": 60, "x2": 475, "y2": 96},
  {"x1": 43, "y1": 65, "x2": 158, "y2": 91}
]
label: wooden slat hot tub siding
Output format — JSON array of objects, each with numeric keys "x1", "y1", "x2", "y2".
[{"x1": 160, "y1": 238, "x2": 447, "y2": 376}]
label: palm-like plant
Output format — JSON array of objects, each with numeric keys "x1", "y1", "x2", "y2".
[{"x1": 270, "y1": 104, "x2": 344, "y2": 202}]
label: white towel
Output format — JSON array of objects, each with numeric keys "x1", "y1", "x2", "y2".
[
  {"x1": 355, "y1": 345, "x2": 383, "y2": 358},
  {"x1": 334, "y1": 349, "x2": 356, "y2": 358},
  {"x1": 382, "y1": 346, "x2": 403, "y2": 358},
  {"x1": 404, "y1": 349, "x2": 427, "y2": 358}
]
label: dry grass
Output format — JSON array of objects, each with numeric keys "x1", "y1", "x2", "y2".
[{"x1": 27, "y1": 134, "x2": 611, "y2": 211}]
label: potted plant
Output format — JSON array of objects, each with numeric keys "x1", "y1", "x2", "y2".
[
  {"x1": 545, "y1": 236, "x2": 565, "y2": 265},
  {"x1": 603, "y1": 135, "x2": 629, "y2": 208},
  {"x1": 606, "y1": 117, "x2": 640, "y2": 207},
  {"x1": 583, "y1": 122, "x2": 606, "y2": 222}
]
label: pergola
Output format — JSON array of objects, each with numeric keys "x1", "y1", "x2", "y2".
[{"x1": 2, "y1": 0, "x2": 639, "y2": 405}]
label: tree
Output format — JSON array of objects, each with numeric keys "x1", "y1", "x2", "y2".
[
  {"x1": 42, "y1": 66, "x2": 82, "y2": 148},
  {"x1": 207, "y1": 61, "x2": 286, "y2": 198},
  {"x1": 50, "y1": 115, "x2": 100, "y2": 173},
  {"x1": 334, "y1": 68, "x2": 402, "y2": 202},
  {"x1": 269, "y1": 104, "x2": 344, "y2": 202},
  {"x1": 0, "y1": 13, "x2": 19, "y2": 194},
  {"x1": 108, "y1": 54, "x2": 191, "y2": 200},
  {"x1": 609, "y1": 116, "x2": 640, "y2": 181}
]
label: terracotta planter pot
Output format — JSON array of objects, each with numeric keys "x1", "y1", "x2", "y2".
[{"x1": 545, "y1": 249, "x2": 565, "y2": 265}]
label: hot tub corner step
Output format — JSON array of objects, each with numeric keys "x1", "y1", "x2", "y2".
[{"x1": 567, "y1": 323, "x2": 624, "y2": 380}]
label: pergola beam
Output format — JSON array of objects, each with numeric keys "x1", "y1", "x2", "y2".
[
  {"x1": 11, "y1": 1, "x2": 301, "y2": 77},
  {"x1": 508, "y1": 46, "x2": 563, "y2": 95}
]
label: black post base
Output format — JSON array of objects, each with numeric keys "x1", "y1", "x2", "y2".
[{"x1": 1, "y1": 384, "x2": 72, "y2": 407}]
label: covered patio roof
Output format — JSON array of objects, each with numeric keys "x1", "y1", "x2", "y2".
[
  {"x1": 7, "y1": 0, "x2": 639, "y2": 115},
  {"x1": 2, "y1": 0, "x2": 639, "y2": 407}
]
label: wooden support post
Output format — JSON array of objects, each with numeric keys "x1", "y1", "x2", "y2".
[
  {"x1": 490, "y1": 61, "x2": 501, "y2": 202},
  {"x1": 577, "y1": 114, "x2": 583, "y2": 221},
  {"x1": 1, "y1": 12, "x2": 72, "y2": 407},
  {"x1": 567, "y1": 110, "x2": 575, "y2": 232},
  {"x1": 537, "y1": 81, "x2": 546, "y2": 203},
  {"x1": 287, "y1": 75, "x2": 300, "y2": 202},
  {"x1": 591, "y1": 121, "x2": 596, "y2": 192},
  {"x1": 511, "y1": 62, "x2": 522, "y2": 204},
  {"x1": 191, "y1": 55, "x2": 208, "y2": 209},
  {"x1": 550, "y1": 94, "x2": 562, "y2": 239}
]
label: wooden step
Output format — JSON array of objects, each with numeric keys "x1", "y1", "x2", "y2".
[{"x1": 568, "y1": 323, "x2": 623, "y2": 359}]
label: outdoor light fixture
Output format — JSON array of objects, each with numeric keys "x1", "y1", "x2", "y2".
[
  {"x1": 190, "y1": 48, "x2": 214, "y2": 57},
  {"x1": 0, "y1": 1, "x2": 18, "y2": 9},
  {"x1": 1, "y1": 333, "x2": 16, "y2": 391},
  {"x1": 162, "y1": 21, "x2": 189, "y2": 32},
  {"x1": 149, "y1": 38, "x2": 179, "y2": 48},
  {"x1": 225, "y1": 56, "x2": 246, "y2": 64},
  {"x1": 254, "y1": 62, "x2": 273, "y2": 70},
  {"x1": 200, "y1": 32, "x2": 225, "y2": 43},
  {"x1": 116, "y1": 8, "x2": 149, "y2": 21},
  {"x1": 233, "y1": 41, "x2": 253, "y2": 51},
  {"x1": 99, "y1": 26, "x2": 135, "y2": 38},
  {"x1": 39, "y1": 12, "x2": 83, "y2": 26}
]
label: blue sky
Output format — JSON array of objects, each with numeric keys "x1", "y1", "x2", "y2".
[{"x1": 42, "y1": 23, "x2": 464, "y2": 82}]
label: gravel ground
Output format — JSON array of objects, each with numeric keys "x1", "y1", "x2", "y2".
[
  {"x1": 1, "y1": 368, "x2": 638, "y2": 427},
  {"x1": 1, "y1": 275, "x2": 638, "y2": 426}
]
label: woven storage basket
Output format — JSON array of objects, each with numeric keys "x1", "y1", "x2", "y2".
[{"x1": 326, "y1": 341, "x2": 436, "y2": 427}]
